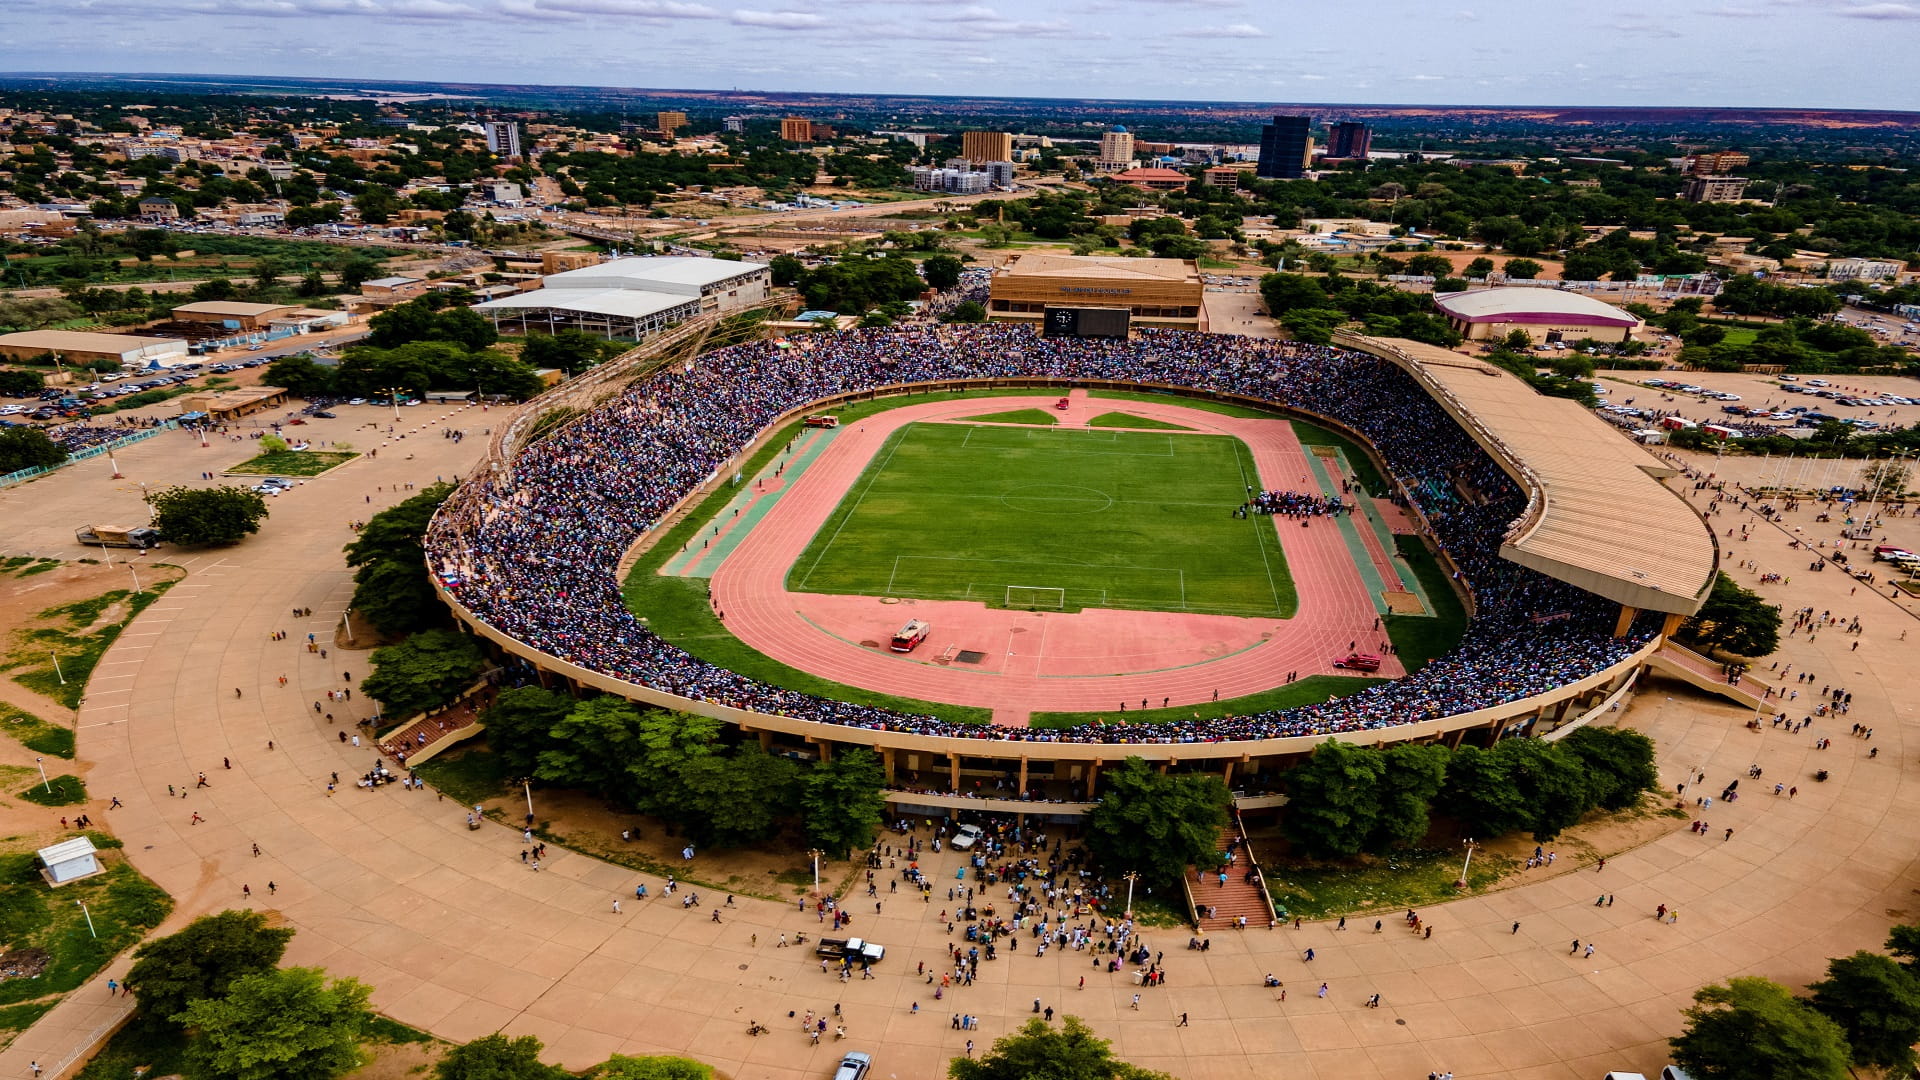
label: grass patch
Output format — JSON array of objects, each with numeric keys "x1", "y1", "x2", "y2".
[
  {"x1": 19, "y1": 775, "x2": 86, "y2": 806},
  {"x1": 0, "y1": 858, "x2": 172, "y2": 1009},
  {"x1": 225, "y1": 450, "x2": 357, "y2": 476},
  {"x1": 788, "y1": 422, "x2": 1298, "y2": 618},
  {"x1": 1384, "y1": 536, "x2": 1468, "y2": 674},
  {"x1": 5, "y1": 578, "x2": 179, "y2": 710},
  {"x1": 14, "y1": 560, "x2": 60, "y2": 578},
  {"x1": 958, "y1": 408, "x2": 1057, "y2": 426},
  {"x1": 1127, "y1": 894, "x2": 1192, "y2": 928},
  {"x1": 0, "y1": 1001, "x2": 55, "y2": 1039},
  {"x1": 1267, "y1": 846, "x2": 1520, "y2": 921},
  {"x1": 1087, "y1": 388, "x2": 1281, "y2": 420},
  {"x1": 411, "y1": 747, "x2": 515, "y2": 808},
  {"x1": 1085, "y1": 412, "x2": 1193, "y2": 431},
  {"x1": 0, "y1": 704, "x2": 74, "y2": 758},
  {"x1": 528, "y1": 819, "x2": 802, "y2": 903},
  {"x1": 1718, "y1": 327, "x2": 1759, "y2": 346},
  {"x1": 363, "y1": 1014, "x2": 436, "y2": 1045},
  {"x1": 69, "y1": 1016, "x2": 187, "y2": 1080},
  {"x1": 1030, "y1": 675, "x2": 1381, "y2": 728}
]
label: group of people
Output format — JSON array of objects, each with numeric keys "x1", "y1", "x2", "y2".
[{"x1": 426, "y1": 325, "x2": 1650, "y2": 744}]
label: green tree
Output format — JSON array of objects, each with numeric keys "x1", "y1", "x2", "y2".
[
  {"x1": 768, "y1": 254, "x2": 803, "y2": 286},
  {"x1": 353, "y1": 185, "x2": 401, "y2": 225},
  {"x1": 0, "y1": 426, "x2": 68, "y2": 473},
  {"x1": 0, "y1": 369, "x2": 44, "y2": 396},
  {"x1": 1439, "y1": 744, "x2": 1530, "y2": 841},
  {"x1": 343, "y1": 482, "x2": 454, "y2": 635},
  {"x1": 1676, "y1": 572, "x2": 1782, "y2": 658},
  {"x1": 177, "y1": 966, "x2": 372, "y2": 1080},
  {"x1": 1404, "y1": 253, "x2": 1454, "y2": 278},
  {"x1": 1488, "y1": 738, "x2": 1593, "y2": 841},
  {"x1": 1502, "y1": 258, "x2": 1543, "y2": 279},
  {"x1": 675, "y1": 745, "x2": 800, "y2": 848},
  {"x1": 629, "y1": 709, "x2": 726, "y2": 817},
  {"x1": 594, "y1": 1054, "x2": 714, "y2": 1080},
  {"x1": 950, "y1": 1016, "x2": 1174, "y2": 1080},
  {"x1": 265, "y1": 354, "x2": 335, "y2": 398},
  {"x1": 1463, "y1": 256, "x2": 1496, "y2": 279},
  {"x1": 360, "y1": 629, "x2": 485, "y2": 721},
  {"x1": 1084, "y1": 756, "x2": 1230, "y2": 887},
  {"x1": 1259, "y1": 273, "x2": 1328, "y2": 315},
  {"x1": 535, "y1": 697, "x2": 652, "y2": 801},
  {"x1": 125, "y1": 910, "x2": 294, "y2": 1025},
  {"x1": 800, "y1": 747, "x2": 887, "y2": 858},
  {"x1": 145, "y1": 485, "x2": 269, "y2": 546},
  {"x1": 1559, "y1": 727, "x2": 1657, "y2": 811},
  {"x1": 1671, "y1": 977, "x2": 1850, "y2": 1080},
  {"x1": 434, "y1": 1033, "x2": 568, "y2": 1080},
  {"x1": 1810, "y1": 951, "x2": 1920, "y2": 1071},
  {"x1": 942, "y1": 301, "x2": 987, "y2": 324},
  {"x1": 1370, "y1": 742, "x2": 1452, "y2": 851},
  {"x1": 519, "y1": 329, "x2": 608, "y2": 373},
  {"x1": 1280, "y1": 740, "x2": 1385, "y2": 859},
  {"x1": 478, "y1": 687, "x2": 573, "y2": 777},
  {"x1": 921, "y1": 253, "x2": 964, "y2": 290}
]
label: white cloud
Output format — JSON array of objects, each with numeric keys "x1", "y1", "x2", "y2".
[
  {"x1": 1839, "y1": 2, "x2": 1920, "y2": 15},
  {"x1": 1172, "y1": 21, "x2": 1265, "y2": 36},
  {"x1": 534, "y1": 0, "x2": 720, "y2": 16},
  {"x1": 732, "y1": 8, "x2": 828, "y2": 26}
]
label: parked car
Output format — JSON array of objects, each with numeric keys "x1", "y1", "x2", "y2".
[
  {"x1": 951, "y1": 824, "x2": 985, "y2": 851},
  {"x1": 833, "y1": 1051, "x2": 872, "y2": 1080}
]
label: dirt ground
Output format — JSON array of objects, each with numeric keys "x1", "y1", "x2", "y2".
[
  {"x1": 484, "y1": 786, "x2": 830, "y2": 902},
  {"x1": 345, "y1": 1039, "x2": 444, "y2": 1080},
  {"x1": 0, "y1": 558, "x2": 184, "y2": 721}
]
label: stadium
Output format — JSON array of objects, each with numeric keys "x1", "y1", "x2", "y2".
[{"x1": 424, "y1": 324, "x2": 1718, "y2": 811}]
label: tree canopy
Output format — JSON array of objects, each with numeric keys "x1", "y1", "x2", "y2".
[
  {"x1": 145, "y1": 485, "x2": 270, "y2": 546},
  {"x1": 1677, "y1": 572, "x2": 1782, "y2": 658},
  {"x1": 126, "y1": 909, "x2": 295, "y2": 1025},
  {"x1": 360, "y1": 628, "x2": 485, "y2": 720},
  {"x1": 949, "y1": 1016, "x2": 1175, "y2": 1080},
  {"x1": 177, "y1": 966, "x2": 372, "y2": 1080},
  {"x1": 0, "y1": 426, "x2": 67, "y2": 474},
  {"x1": 1810, "y1": 950, "x2": 1920, "y2": 1071},
  {"x1": 343, "y1": 481, "x2": 454, "y2": 635},
  {"x1": 1671, "y1": 977, "x2": 1851, "y2": 1080},
  {"x1": 1083, "y1": 757, "x2": 1231, "y2": 887},
  {"x1": 800, "y1": 747, "x2": 887, "y2": 858},
  {"x1": 433, "y1": 1033, "x2": 569, "y2": 1080}
]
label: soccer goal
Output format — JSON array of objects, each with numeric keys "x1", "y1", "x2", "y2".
[{"x1": 1006, "y1": 585, "x2": 1066, "y2": 610}]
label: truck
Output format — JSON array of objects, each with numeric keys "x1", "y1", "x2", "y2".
[
  {"x1": 816, "y1": 937, "x2": 885, "y2": 964},
  {"x1": 75, "y1": 525, "x2": 161, "y2": 550}
]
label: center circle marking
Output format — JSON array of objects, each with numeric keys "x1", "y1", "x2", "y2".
[{"x1": 999, "y1": 483, "x2": 1114, "y2": 515}]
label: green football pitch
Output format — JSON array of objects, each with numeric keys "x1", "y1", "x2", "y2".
[{"x1": 786, "y1": 421, "x2": 1298, "y2": 617}]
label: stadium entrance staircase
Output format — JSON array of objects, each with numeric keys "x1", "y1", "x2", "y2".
[{"x1": 1188, "y1": 820, "x2": 1275, "y2": 932}]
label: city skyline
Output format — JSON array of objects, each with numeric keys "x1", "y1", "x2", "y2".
[{"x1": 3, "y1": 0, "x2": 1918, "y2": 112}]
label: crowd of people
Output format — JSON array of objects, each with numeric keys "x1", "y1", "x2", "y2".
[
  {"x1": 425, "y1": 324, "x2": 1654, "y2": 745},
  {"x1": 45, "y1": 419, "x2": 155, "y2": 455},
  {"x1": 1247, "y1": 490, "x2": 1348, "y2": 518}
]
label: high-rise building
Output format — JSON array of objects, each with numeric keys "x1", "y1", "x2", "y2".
[
  {"x1": 961, "y1": 130, "x2": 1013, "y2": 165},
  {"x1": 722, "y1": 115, "x2": 746, "y2": 134},
  {"x1": 656, "y1": 111, "x2": 688, "y2": 137},
  {"x1": 484, "y1": 120, "x2": 522, "y2": 159},
  {"x1": 780, "y1": 117, "x2": 813, "y2": 143},
  {"x1": 1326, "y1": 121, "x2": 1371, "y2": 161},
  {"x1": 1256, "y1": 115, "x2": 1312, "y2": 180},
  {"x1": 1097, "y1": 126, "x2": 1135, "y2": 172},
  {"x1": 982, "y1": 161, "x2": 1016, "y2": 188},
  {"x1": 1682, "y1": 175, "x2": 1750, "y2": 203},
  {"x1": 1687, "y1": 151, "x2": 1750, "y2": 175}
]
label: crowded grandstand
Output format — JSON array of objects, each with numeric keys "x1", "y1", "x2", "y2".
[{"x1": 425, "y1": 325, "x2": 1662, "y2": 745}]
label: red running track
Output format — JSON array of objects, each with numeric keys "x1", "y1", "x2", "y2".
[{"x1": 705, "y1": 393, "x2": 1399, "y2": 723}]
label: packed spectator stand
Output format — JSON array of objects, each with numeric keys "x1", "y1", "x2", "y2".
[{"x1": 426, "y1": 325, "x2": 1657, "y2": 746}]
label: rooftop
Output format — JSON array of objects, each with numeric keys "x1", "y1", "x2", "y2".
[
  {"x1": 0, "y1": 329, "x2": 184, "y2": 354},
  {"x1": 474, "y1": 288, "x2": 700, "y2": 321},
  {"x1": 999, "y1": 254, "x2": 1200, "y2": 282},
  {"x1": 171, "y1": 301, "x2": 298, "y2": 318},
  {"x1": 542, "y1": 256, "x2": 769, "y2": 292},
  {"x1": 1433, "y1": 288, "x2": 1642, "y2": 328},
  {"x1": 1341, "y1": 334, "x2": 1716, "y2": 616}
]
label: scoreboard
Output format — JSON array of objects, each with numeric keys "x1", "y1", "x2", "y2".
[{"x1": 1042, "y1": 306, "x2": 1131, "y2": 339}]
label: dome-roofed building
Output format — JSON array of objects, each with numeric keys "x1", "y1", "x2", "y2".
[{"x1": 1433, "y1": 287, "x2": 1643, "y2": 344}]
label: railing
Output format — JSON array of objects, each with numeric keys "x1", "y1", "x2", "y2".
[
  {"x1": 1233, "y1": 808, "x2": 1280, "y2": 927},
  {"x1": 0, "y1": 423, "x2": 178, "y2": 490}
]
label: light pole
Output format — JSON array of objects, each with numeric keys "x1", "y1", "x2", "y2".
[
  {"x1": 76, "y1": 900, "x2": 96, "y2": 939},
  {"x1": 127, "y1": 562, "x2": 142, "y2": 596},
  {"x1": 377, "y1": 386, "x2": 407, "y2": 422},
  {"x1": 49, "y1": 654, "x2": 65, "y2": 686},
  {"x1": 807, "y1": 848, "x2": 825, "y2": 897},
  {"x1": 522, "y1": 779, "x2": 535, "y2": 828},
  {"x1": 1455, "y1": 837, "x2": 1477, "y2": 889},
  {"x1": 34, "y1": 756, "x2": 51, "y2": 794},
  {"x1": 1122, "y1": 870, "x2": 1140, "y2": 921}
]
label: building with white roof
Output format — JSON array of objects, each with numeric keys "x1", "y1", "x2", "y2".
[
  {"x1": 474, "y1": 256, "x2": 771, "y2": 339},
  {"x1": 37, "y1": 836, "x2": 101, "y2": 886},
  {"x1": 1432, "y1": 287, "x2": 1643, "y2": 344}
]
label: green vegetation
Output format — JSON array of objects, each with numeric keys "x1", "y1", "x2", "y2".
[
  {"x1": 1289, "y1": 420, "x2": 1388, "y2": 495},
  {"x1": 1385, "y1": 535, "x2": 1469, "y2": 673},
  {"x1": 0, "y1": 427, "x2": 69, "y2": 474},
  {"x1": 1268, "y1": 845, "x2": 1521, "y2": 921},
  {"x1": 145, "y1": 484, "x2": 270, "y2": 546},
  {"x1": 225, "y1": 450, "x2": 357, "y2": 476},
  {"x1": 344, "y1": 482, "x2": 455, "y2": 636},
  {"x1": 126, "y1": 909, "x2": 295, "y2": 1023},
  {"x1": 788, "y1": 422, "x2": 1298, "y2": 617},
  {"x1": 0, "y1": 703, "x2": 75, "y2": 757},
  {"x1": 19, "y1": 774, "x2": 87, "y2": 806},
  {"x1": 1259, "y1": 272, "x2": 1462, "y2": 347},
  {"x1": 1673, "y1": 978, "x2": 1851, "y2": 1080},
  {"x1": 361, "y1": 628, "x2": 485, "y2": 721},
  {"x1": 959, "y1": 408, "x2": 1058, "y2": 426},
  {"x1": 1030, "y1": 675, "x2": 1380, "y2": 728},
  {"x1": 1086, "y1": 388, "x2": 1280, "y2": 420},
  {"x1": 1085, "y1": 412, "x2": 1192, "y2": 431},
  {"x1": 1083, "y1": 757, "x2": 1231, "y2": 888},
  {"x1": 1676, "y1": 571, "x2": 1783, "y2": 658},
  {"x1": 5, "y1": 580, "x2": 177, "y2": 709},
  {"x1": 950, "y1": 1016, "x2": 1174, "y2": 1080},
  {"x1": 178, "y1": 966, "x2": 372, "y2": 1080},
  {"x1": 0, "y1": 856, "x2": 172, "y2": 1011},
  {"x1": 411, "y1": 747, "x2": 515, "y2": 808}
]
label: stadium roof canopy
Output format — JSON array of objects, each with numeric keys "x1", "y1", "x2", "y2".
[
  {"x1": 473, "y1": 289, "x2": 695, "y2": 321},
  {"x1": 541, "y1": 256, "x2": 769, "y2": 295},
  {"x1": 1432, "y1": 288, "x2": 1641, "y2": 328},
  {"x1": 1341, "y1": 334, "x2": 1716, "y2": 617}
]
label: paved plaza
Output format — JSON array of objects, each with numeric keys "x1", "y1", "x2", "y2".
[{"x1": 0, "y1": 399, "x2": 1916, "y2": 1080}]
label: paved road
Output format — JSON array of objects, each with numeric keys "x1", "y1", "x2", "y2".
[{"x1": 1, "y1": 397, "x2": 1916, "y2": 1079}]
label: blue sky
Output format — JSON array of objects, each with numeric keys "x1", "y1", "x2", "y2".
[{"x1": 3, "y1": 0, "x2": 1917, "y2": 109}]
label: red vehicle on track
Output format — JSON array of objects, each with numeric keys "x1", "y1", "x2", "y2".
[
  {"x1": 889, "y1": 620, "x2": 931, "y2": 653},
  {"x1": 1054, "y1": 397, "x2": 1071, "y2": 411},
  {"x1": 1332, "y1": 653, "x2": 1382, "y2": 672}
]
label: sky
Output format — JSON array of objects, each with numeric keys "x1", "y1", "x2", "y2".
[{"x1": 2, "y1": 0, "x2": 1918, "y2": 110}]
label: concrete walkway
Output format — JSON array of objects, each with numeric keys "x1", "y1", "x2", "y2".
[{"x1": 1, "y1": 400, "x2": 1917, "y2": 1080}]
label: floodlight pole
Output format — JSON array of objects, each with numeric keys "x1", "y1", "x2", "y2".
[
  {"x1": 808, "y1": 848, "x2": 825, "y2": 896},
  {"x1": 77, "y1": 900, "x2": 95, "y2": 938},
  {"x1": 35, "y1": 756, "x2": 51, "y2": 794}
]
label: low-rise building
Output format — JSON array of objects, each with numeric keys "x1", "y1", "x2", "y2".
[
  {"x1": 0, "y1": 329, "x2": 189, "y2": 367},
  {"x1": 1825, "y1": 258, "x2": 1902, "y2": 281},
  {"x1": 987, "y1": 254, "x2": 1205, "y2": 331},
  {"x1": 170, "y1": 301, "x2": 301, "y2": 331},
  {"x1": 1106, "y1": 167, "x2": 1190, "y2": 191}
]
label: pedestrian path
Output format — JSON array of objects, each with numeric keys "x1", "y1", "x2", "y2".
[{"x1": 1190, "y1": 825, "x2": 1271, "y2": 932}]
